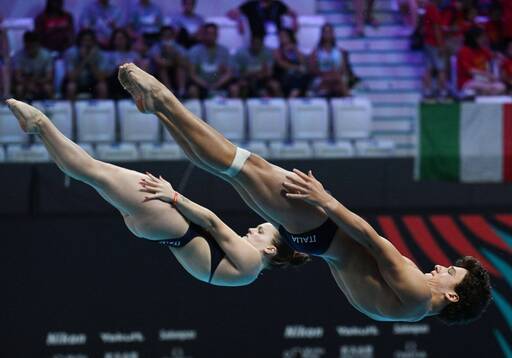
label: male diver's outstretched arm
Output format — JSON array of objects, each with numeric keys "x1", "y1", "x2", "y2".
[
  {"x1": 283, "y1": 169, "x2": 431, "y2": 305},
  {"x1": 140, "y1": 173, "x2": 262, "y2": 274}
]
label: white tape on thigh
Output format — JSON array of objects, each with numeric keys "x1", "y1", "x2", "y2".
[{"x1": 221, "y1": 147, "x2": 251, "y2": 177}]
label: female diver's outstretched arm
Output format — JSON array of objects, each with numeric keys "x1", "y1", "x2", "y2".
[{"x1": 140, "y1": 173, "x2": 266, "y2": 275}]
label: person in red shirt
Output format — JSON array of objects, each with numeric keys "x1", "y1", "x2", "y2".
[
  {"x1": 456, "y1": 27, "x2": 505, "y2": 96},
  {"x1": 422, "y1": 0, "x2": 449, "y2": 98},
  {"x1": 502, "y1": 0, "x2": 512, "y2": 40},
  {"x1": 500, "y1": 39, "x2": 512, "y2": 94},
  {"x1": 34, "y1": 0, "x2": 75, "y2": 54}
]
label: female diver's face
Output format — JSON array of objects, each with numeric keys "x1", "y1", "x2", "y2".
[{"x1": 244, "y1": 222, "x2": 278, "y2": 251}]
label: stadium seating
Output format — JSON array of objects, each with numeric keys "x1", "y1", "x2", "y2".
[
  {"x1": 118, "y1": 99, "x2": 159, "y2": 143},
  {"x1": 139, "y1": 143, "x2": 184, "y2": 161},
  {"x1": 0, "y1": 103, "x2": 28, "y2": 144},
  {"x1": 163, "y1": 99, "x2": 203, "y2": 142},
  {"x1": 331, "y1": 97, "x2": 372, "y2": 139},
  {"x1": 96, "y1": 143, "x2": 140, "y2": 162},
  {"x1": 6, "y1": 143, "x2": 49, "y2": 162},
  {"x1": 204, "y1": 98, "x2": 245, "y2": 141},
  {"x1": 32, "y1": 100, "x2": 73, "y2": 142},
  {"x1": 289, "y1": 98, "x2": 329, "y2": 140},
  {"x1": 75, "y1": 100, "x2": 116, "y2": 143},
  {"x1": 0, "y1": 145, "x2": 5, "y2": 162},
  {"x1": 312, "y1": 140, "x2": 354, "y2": 158},
  {"x1": 247, "y1": 98, "x2": 287, "y2": 141},
  {"x1": 269, "y1": 141, "x2": 313, "y2": 159}
]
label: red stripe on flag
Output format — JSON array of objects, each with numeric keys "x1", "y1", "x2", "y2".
[
  {"x1": 461, "y1": 215, "x2": 512, "y2": 254},
  {"x1": 377, "y1": 216, "x2": 417, "y2": 262},
  {"x1": 430, "y1": 215, "x2": 500, "y2": 277},
  {"x1": 402, "y1": 216, "x2": 451, "y2": 266},
  {"x1": 504, "y1": 104, "x2": 512, "y2": 181}
]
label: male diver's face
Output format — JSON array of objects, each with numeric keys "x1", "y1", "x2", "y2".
[
  {"x1": 245, "y1": 222, "x2": 278, "y2": 251},
  {"x1": 425, "y1": 264, "x2": 468, "y2": 295}
]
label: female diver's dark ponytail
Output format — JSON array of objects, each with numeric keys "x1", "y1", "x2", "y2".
[{"x1": 269, "y1": 234, "x2": 311, "y2": 268}]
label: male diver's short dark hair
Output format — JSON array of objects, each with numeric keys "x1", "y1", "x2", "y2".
[{"x1": 437, "y1": 256, "x2": 492, "y2": 325}]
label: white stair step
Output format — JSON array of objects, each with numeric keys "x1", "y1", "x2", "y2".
[
  {"x1": 354, "y1": 65, "x2": 422, "y2": 78},
  {"x1": 361, "y1": 79, "x2": 422, "y2": 91},
  {"x1": 334, "y1": 25, "x2": 411, "y2": 38},
  {"x1": 364, "y1": 92, "x2": 421, "y2": 103},
  {"x1": 350, "y1": 52, "x2": 423, "y2": 65},
  {"x1": 317, "y1": 0, "x2": 396, "y2": 12},
  {"x1": 320, "y1": 12, "x2": 397, "y2": 25},
  {"x1": 372, "y1": 118, "x2": 413, "y2": 132},
  {"x1": 337, "y1": 38, "x2": 411, "y2": 51},
  {"x1": 372, "y1": 106, "x2": 419, "y2": 118}
]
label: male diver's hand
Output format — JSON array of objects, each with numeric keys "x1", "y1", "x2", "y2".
[
  {"x1": 139, "y1": 172, "x2": 175, "y2": 203},
  {"x1": 282, "y1": 169, "x2": 332, "y2": 206}
]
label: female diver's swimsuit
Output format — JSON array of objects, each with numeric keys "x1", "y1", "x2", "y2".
[
  {"x1": 157, "y1": 223, "x2": 225, "y2": 283},
  {"x1": 278, "y1": 217, "x2": 338, "y2": 256}
]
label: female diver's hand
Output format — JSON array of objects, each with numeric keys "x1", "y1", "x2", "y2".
[
  {"x1": 282, "y1": 168, "x2": 332, "y2": 207},
  {"x1": 139, "y1": 172, "x2": 175, "y2": 203}
]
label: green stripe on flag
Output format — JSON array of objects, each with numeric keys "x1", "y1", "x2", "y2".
[{"x1": 419, "y1": 103, "x2": 460, "y2": 180}]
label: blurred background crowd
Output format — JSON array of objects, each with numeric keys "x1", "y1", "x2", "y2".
[{"x1": 0, "y1": 0, "x2": 510, "y2": 102}]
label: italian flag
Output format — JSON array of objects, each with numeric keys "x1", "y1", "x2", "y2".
[{"x1": 416, "y1": 102, "x2": 512, "y2": 182}]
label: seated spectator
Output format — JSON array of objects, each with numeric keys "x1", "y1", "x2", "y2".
[
  {"x1": 500, "y1": 39, "x2": 512, "y2": 94},
  {"x1": 440, "y1": 0, "x2": 471, "y2": 57},
  {"x1": 227, "y1": 0, "x2": 297, "y2": 47},
  {"x1": 35, "y1": 0, "x2": 75, "y2": 55},
  {"x1": 309, "y1": 23, "x2": 349, "y2": 97},
  {"x1": 353, "y1": 0, "x2": 378, "y2": 37},
  {"x1": 149, "y1": 25, "x2": 186, "y2": 97},
  {"x1": 274, "y1": 29, "x2": 308, "y2": 98},
  {"x1": 397, "y1": 0, "x2": 418, "y2": 29},
  {"x1": 173, "y1": 0, "x2": 205, "y2": 49},
  {"x1": 127, "y1": 0, "x2": 163, "y2": 47},
  {"x1": 0, "y1": 18, "x2": 10, "y2": 98},
  {"x1": 63, "y1": 29, "x2": 109, "y2": 99},
  {"x1": 79, "y1": 0, "x2": 124, "y2": 49},
  {"x1": 106, "y1": 28, "x2": 143, "y2": 99},
  {"x1": 456, "y1": 27, "x2": 505, "y2": 96},
  {"x1": 422, "y1": 0, "x2": 449, "y2": 98},
  {"x1": 187, "y1": 23, "x2": 234, "y2": 99},
  {"x1": 233, "y1": 34, "x2": 282, "y2": 98},
  {"x1": 12, "y1": 31, "x2": 54, "y2": 100}
]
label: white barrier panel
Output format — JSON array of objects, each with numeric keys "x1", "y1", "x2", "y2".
[
  {"x1": 475, "y1": 96, "x2": 512, "y2": 104},
  {"x1": 6, "y1": 144, "x2": 50, "y2": 162},
  {"x1": 118, "y1": 100, "x2": 159, "y2": 142},
  {"x1": 0, "y1": 103, "x2": 28, "y2": 144},
  {"x1": 0, "y1": 145, "x2": 4, "y2": 162},
  {"x1": 247, "y1": 98, "x2": 287, "y2": 141},
  {"x1": 269, "y1": 141, "x2": 313, "y2": 159},
  {"x1": 139, "y1": 143, "x2": 184, "y2": 160},
  {"x1": 204, "y1": 98, "x2": 245, "y2": 141},
  {"x1": 241, "y1": 141, "x2": 269, "y2": 158},
  {"x1": 312, "y1": 140, "x2": 354, "y2": 158},
  {"x1": 331, "y1": 97, "x2": 372, "y2": 139},
  {"x1": 75, "y1": 100, "x2": 116, "y2": 143},
  {"x1": 164, "y1": 99, "x2": 204, "y2": 142},
  {"x1": 32, "y1": 100, "x2": 73, "y2": 142},
  {"x1": 289, "y1": 98, "x2": 329, "y2": 140},
  {"x1": 355, "y1": 139, "x2": 396, "y2": 157},
  {"x1": 78, "y1": 143, "x2": 96, "y2": 158},
  {"x1": 96, "y1": 143, "x2": 139, "y2": 162}
]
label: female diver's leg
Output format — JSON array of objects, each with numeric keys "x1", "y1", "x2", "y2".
[
  {"x1": 158, "y1": 113, "x2": 276, "y2": 225},
  {"x1": 6, "y1": 99, "x2": 188, "y2": 239}
]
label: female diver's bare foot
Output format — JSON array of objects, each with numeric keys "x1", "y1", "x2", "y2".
[
  {"x1": 118, "y1": 63, "x2": 168, "y2": 114},
  {"x1": 5, "y1": 98, "x2": 45, "y2": 134}
]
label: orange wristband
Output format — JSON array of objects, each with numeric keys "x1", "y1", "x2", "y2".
[{"x1": 172, "y1": 192, "x2": 180, "y2": 206}]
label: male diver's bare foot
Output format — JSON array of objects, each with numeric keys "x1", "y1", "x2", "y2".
[
  {"x1": 5, "y1": 99, "x2": 45, "y2": 134},
  {"x1": 118, "y1": 63, "x2": 167, "y2": 113}
]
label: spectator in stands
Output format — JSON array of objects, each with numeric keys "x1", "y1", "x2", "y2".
[
  {"x1": 174, "y1": 0, "x2": 205, "y2": 49},
  {"x1": 397, "y1": 0, "x2": 419, "y2": 29},
  {"x1": 233, "y1": 34, "x2": 282, "y2": 98},
  {"x1": 63, "y1": 29, "x2": 109, "y2": 99},
  {"x1": 353, "y1": 0, "x2": 378, "y2": 37},
  {"x1": 484, "y1": 3, "x2": 504, "y2": 51},
  {"x1": 35, "y1": 0, "x2": 75, "y2": 54},
  {"x1": 106, "y1": 28, "x2": 142, "y2": 99},
  {"x1": 12, "y1": 31, "x2": 54, "y2": 100},
  {"x1": 502, "y1": 0, "x2": 512, "y2": 42},
  {"x1": 422, "y1": 0, "x2": 449, "y2": 98},
  {"x1": 440, "y1": 0, "x2": 469, "y2": 57},
  {"x1": 274, "y1": 29, "x2": 309, "y2": 98},
  {"x1": 80, "y1": 0, "x2": 124, "y2": 49},
  {"x1": 309, "y1": 23, "x2": 349, "y2": 97},
  {"x1": 149, "y1": 25, "x2": 187, "y2": 97},
  {"x1": 187, "y1": 23, "x2": 233, "y2": 99},
  {"x1": 127, "y1": 0, "x2": 163, "y2": 47},
  {"x1": 500, "y1": 39, "x2": 512, "y2": 94},
  {"x1": 227, "y1": 0, "x2": 298, "y2": 46},
  {"x1": 456, "y1": 27, "x2": 505, "y2": 96},
  {"x1": 0, "y1": 18, "x2": 10, "y2": 98}
]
